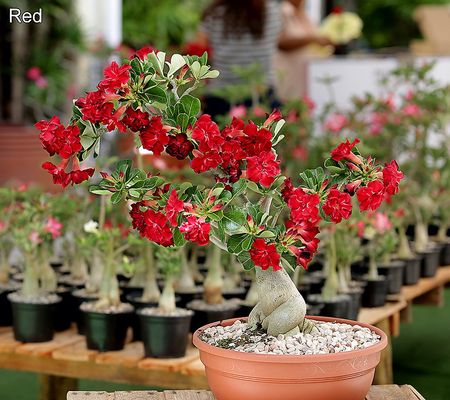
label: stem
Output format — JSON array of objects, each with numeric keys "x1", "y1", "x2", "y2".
[
  {"x1": 176, "y1": 247, "x2": 196, "y2": 291},
  {"x1": 322, "y1": 234, "x2": 338, "y2": 301},
  {"x1": 337, "y1": 263, "x2": 350, "y2": 293},
  {"x1": 38, "y1": 246, "x2": 57, "y2": 293},
  {"x1": 204, "y1": 245, "x2": 223, "y2": 305},
  {"x1": 99, "y1": 196, "x2": 106, "y2": 230},
  {"x1": 141, "y1": 245, "x2": 160, "y2": 302},
  {"x1": 97, "y1": 239, "x2": 120, "y2": 308},
  {"x1": 397, "y1": 227, "x2": 413, "y2": 259},
  {"x1": 22, "y1": 252, "x2": 39, "y2": 298},
  {"x1": 158, "y1": 274, "x2": 176, "y2": 312},
  {"x1": 368, "y1": 256, "x2": 379, "y2": 280},
  {"x1": 415, "y1": 221, "x2": 429, "y2": 253},
  {"x1": 437, "y1": 222, "x2": 449, "y2": 242}
]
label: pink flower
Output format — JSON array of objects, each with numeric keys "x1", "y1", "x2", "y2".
[
  {"x1": 27, "y1": 67, "x2": 42, "y2": 81},
  {"x1": 324, "y1": 113, "x2": 348, "y2": 133},
  {"x1": 253, "y1": 106, "x2": 266, "y2": 117},
  {"x1": 229, "y1": 105, "x2": 247, "y2": 119},
  {"x1": 402, "y1": 104, "x2": 420, "y2": 117},
  {"x1": 374, "y1": 213, "x2": 392, "y2": 233},
  {"x1": 35, "y1": 77, "x2": 48, "y2": 89},
  {"x1": 302, "y1": 95, "x2": 316, "y2": 112},
  {"x1": 29, "y1": 231, "x2": 42, "y2": 245},
  {"x1": 44, "y1": 217, "x2": 63, "y2": 239}
]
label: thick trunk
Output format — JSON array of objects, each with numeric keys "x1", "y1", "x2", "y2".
[
  {"x1": 337, "y1": 263, "x2": 350, "y2": 293},
  {"x1": 71, "y1": 256, "x2": 88, "y2": 282},
  {"x1": 368, "y1": 257, "x2": 379, "y2": 280},
  {"x1": 86, "y1": 250, "x2": 103, "y2": 294},
  {"x1": 244, "y1": 277, "x2": 259, "y2": 306},
  {"x1": 0, "y1": 250, "x2": 9, "y2": 285},
  {"x1": 158, "y1": 275, "x2": 176, "y2": 312},
  {"x1": 96, "y1": 249, "x2": 120, "y2": 309},
  {"x1": 415, "y1": 221, "x2": 429, "y2": 253},
  {"x1": 141, "y1": 245, "x2": 160, "y2": 302},
  {"x1": 204, "y1": 246, "x2": 223, "y2": 305},
  {"x1": 248, "y1": 268, "x2": 315, "y2": 336},
  {"x1": 397, "y1": 227, "x2": 413, "y2": 259},
  {"x1": 22, "y1": 253, "x2": 39, "y2": 298},
  {"x1": 223, "y1": 255, "x2": 240, "y2": 290},
  {"x1": 176, "y1": 248, "x2": 195, "y2": 291},
  {"x1": 437, "y1": 223, "x2": 449, "y2": 242}
]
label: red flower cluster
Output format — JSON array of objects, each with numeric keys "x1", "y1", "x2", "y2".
[
  {"x1": 97, "y1": 61, "x2": 131, "y2": 93},
  {"x1": 382, "y1": 161, "x2": 404, "y2": 195},
  {"x1": 165, "y1": 190, "x2": 184, "y2": 226},
  {"x1": 139, "y1": 116, "x2": 170, "y2": 156},
  {"x1": 356, "y1": 180, "x2": 385, "y2": 211},
  {"x1": 165, "y1": 133, "x2": 194, "y2": 160},
  {"x1": 331, "y1": 138, "x2": 360, "y2": 162},
  {"x1": 323, "y1": 188, "x2": 352, "y2": 223},
  {"x1": 36, "y1": 117, "x2": 82, "y2": 159},
  {"x1": 130, "y1": 203, "x2": 173, "y2": 246},
  {"x1": 190, "y1": 112, "x2": 281, "y2": 186},
  {"x1": 42, "y1": 161, "x2": 94, "y2": 188},
  {"x1": 249, "y1": 238, "x2": 281, "y2": 271},
  {"x1": 179, "y1": 216, "x2": 211, "y2": 246}
]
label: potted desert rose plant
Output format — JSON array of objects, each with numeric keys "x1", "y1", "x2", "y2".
[
  {"x1": 36, "y1": 49, "x2": 402, "y2": 399},
  {"x1": 8, "y1": 194, "x2": 63, "y2": 342},
  {"x1": 138, "y1": 246, "x2": 193, "y2": 358}
]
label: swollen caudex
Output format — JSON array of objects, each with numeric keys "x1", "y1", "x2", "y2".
[{"x1": 248, "y1": 268, "x2": 316, "y2": 336}]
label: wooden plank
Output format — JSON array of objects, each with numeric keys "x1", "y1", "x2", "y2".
[
  {"x1": 16, "y1": 330, "x2": 83, "y2": 356},
  {"x1": 358, "y1": 300, "x2": 407, "y2": 327},
  {"x1": 95, "y1": 342, "x2": 145, "y2": 368},
  {"x1": 116, "y1": 392, "x2": 163, "y2": 400},
  {"x1": 163, "y1": 391, "x2": 215, "y2": 400},
  {"x1": 403, "y1": 385, "x2": 426, "y2": 400},
  {"x1": 52, "y1": 338, "x2": 98, "y2": 362},
  {"x1": 0, "y1": 331, "x2": 22, "y2": 353},
  {"x1": 138, "y1": 347, "x2": 199, "y2": 372},
  {"x1": 401, "y1": 266, "x2": 450, "y2": 302},
  {"x1": 67, "y1": 392, "x2": 112, "y2": 400},
  {"x1": 366, "y1": 385, "x2": 420, "y2": 399},
  {"x1": 180, "y1": 358, "x2": 205, "y2": 376}
]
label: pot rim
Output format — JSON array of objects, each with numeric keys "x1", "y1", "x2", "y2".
[{"x1": 193, "y1": 316, "x2": 387, "y2": 363}]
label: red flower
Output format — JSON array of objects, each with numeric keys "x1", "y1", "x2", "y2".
[
  {"x1": 179, "y1": 216, "x2": 210, "y2": 246},
  {"x1": 139, "y1": 116, "x2": 170, "y2": 155},
  {"x1": 262, "y1": 109, "x2": 282, "y2": 128},
  {"x1": 98, "y1": 61, "x2": 131, "y2": 92},
  {"x1": 241, "y1": 122, "x2": 272, "y2": 156},
  {"x1": 246, "y1": 151, "x2": 280, "y2": 188},
  {"x1": 70, "y1": 168, "x2": 95, "y2": 184},
  {"x1": 288, "y1": 188, "x2": 320, "y2": 224},
  {"x1": 44, "y1": 217, "x2": 63, "y2": 239},
  {"x1": 191, "y1": 150, "x2": 221, "y2": 173},
  {"x1": 288, "y1": 239, "x2": 319, "y2": 270},
  {"x1": 249, "y1": 238, "x2": 281, "y2": 271},
  {"x1": 323, "y1": 188, "x2": 352, "y2": 223},
  {"x1": 356, "y1": 180, "x2": 385, "y2": 211},
  {"x1": 192, "y1": 115, "x2": 223, "y2": 152},
  {"x1": 281, "y1": 178, "x2": 295, "y2": 202},
  {"x1": 130, "y1": 204, "x2": 173, "y2": 246},
  {"x1": 324, "y1": 113, "x2": 347, "y2": 133},
  {"x1": 165, "y1": 133, "x2": 194, "y2": 160},
  {"x1": 165, "y1": 190, "x2": 184, "y2": 226},
  {"x1": 134, "y1": 45, "x2": 154, "y2": 60},
  {"x1": 122, "y1": 108, "x2": 150, "y2": 132},
  {"x1": 382, "y1": 161, "x2": 404, "y2": 195},
  {"x1": 42, "y1": 161, "x2": 94, "y2": 188},
  {"x1": 330, "y1": 138, "x2": 360, "y2": 162}
]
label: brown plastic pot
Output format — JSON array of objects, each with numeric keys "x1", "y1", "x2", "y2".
[{"x1": 193, "y1": 316, "x2": 387, "y2": 400}]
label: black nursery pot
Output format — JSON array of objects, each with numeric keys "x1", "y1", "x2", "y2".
[
  {"x1": 419, "y1": 248, "x2": 440, "y2": 278},
  {"x1": 71, "y1": 290, "x2": 99, "y2": 334},
  {"x1": 54, "y1": 287, "x2": 72, "y2": 332},
  {"x1": 440, "y1": 241, "x2": 450, "y2": 266},
  {"x1": 235, "y1": 301, "x2": 254, "y2": 318},
  {"x1": 187, "y1": 301, "x2": 240, "y2": 333},
  {"x1": 9, "y1": 294, "x2": 61, "y2": 342},
  {"x1": 306, "y1": 302, "x2": 324, "y2": 316},
  {"x1": 401, "y1": 256, "x2": 422, "y2": 285},
  {"x1": 0, "y1": 287, "x2": 14, "y2": 326},
  {"x1": 175, "y1": 286, "x2": 204, "y2": 308},
  {"x1": 345, "y1": 289, "x2": 363, "y2": 321},
  {"x1": 222, "y1": 287, "x2": 247, "y2": 300},
  {"x1": 308, "y1": 294, "x2": 351, "y2": 319},
  {"x1": 126, "y1": 293, "x2": 158, "y2": 342},
  {"x1": 138, "y1": 310, "x2": 193, "y2": 358},
  {"x1": 82, "y1": 306, "x2": 133, "y2": 352},
  {"x1": 378, "y1": 260, "x2": 405, "y2": 295},
  {"x1": 360, "y1": 277, "x2": 388, "y2": 308}
]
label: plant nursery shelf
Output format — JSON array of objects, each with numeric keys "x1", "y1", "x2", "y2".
[
  {"x1": 0, "y1": 267, "x2": 449, "y2": 399},
  {"x1": 66, "y1": 385, "x2": 426, "y2": 400}
]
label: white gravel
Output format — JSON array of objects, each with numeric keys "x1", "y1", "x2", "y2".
[{"x1": 200, "y1": 320, "x2": 381, "y2": 355}]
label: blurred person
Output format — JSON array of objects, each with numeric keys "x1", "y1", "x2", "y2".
[
  {"x1": 276, "y1": 0, "x2": 334, "y2": 100},
  {"x1": 196, "y1": 0, "x2": 282, "y2": 117}
]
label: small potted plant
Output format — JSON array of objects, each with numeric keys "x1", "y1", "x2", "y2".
[
  {"x1": 79, "y1": 221, "x2": 134, "y2": 351},
  {"x1": 138, "y1": 246, "x2": 193, "y2": 358},
  {"x1": 36, "y1": 49, "x2": 402, "y2": 399},
  {"x1": 8, "y1": 195, "x2": 62, "y2": 342}
]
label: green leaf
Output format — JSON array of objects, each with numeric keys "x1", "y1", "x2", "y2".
[
  {"x1": 227, "y1": 233, "x2": 254, "y2": 255},
  {"x1": 167, "y1": 54, "x2": 186, "y2": 77},
  {"x1": 190, "y1": 61, "x2": 201, "y2": 79},
  {"x1": 173, "y1": 228, "x2": 186, "y2": 247},
  {"x1": 222, "y1": 208, "x2": 247, "y2": 232},
  {"x1": 147, "y1": 52, "x2": 163, "y2": 75},
  {"x1": 237, "y1": 251, "x2": 255, "y2": 271},
  {"x1": 202, "y1": 70, "x2": 220, "y2": 79},
  {"x1": 247, "y1": 181, "x2": 264, "y2": 194},
  {"x1": 177, "y1": 113, "x2": 190, "y2": 131},
  {"x1": 259, "y1": 230, "x2": 276, "y2": 239},
  {"x1": 274, "y1": 119, "x2": 285, "y2": 136},
  {"x1": 208, "y1": 210, "x2": 223, "y2": 222},
  {"x1": 180, "y1": 95, "x2": 201, "y2": 118},
  {"x1": 89, "y1": 185, "x2": 112, "y2": 195},
  {"x1": 147, "y1": 86, "x2": 166, "y2": 104},
  {"x1": 111, "y1": 191, "x2": 123, "y2": 204}
]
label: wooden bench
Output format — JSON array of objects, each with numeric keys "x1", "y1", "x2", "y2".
[{"x1": 66, "y1": 385, "x2": 425, "y2": 400}]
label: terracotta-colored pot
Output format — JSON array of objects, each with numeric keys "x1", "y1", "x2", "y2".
[{"x1": 193, "y1": 316, "x2": 387, "y2": 400}]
